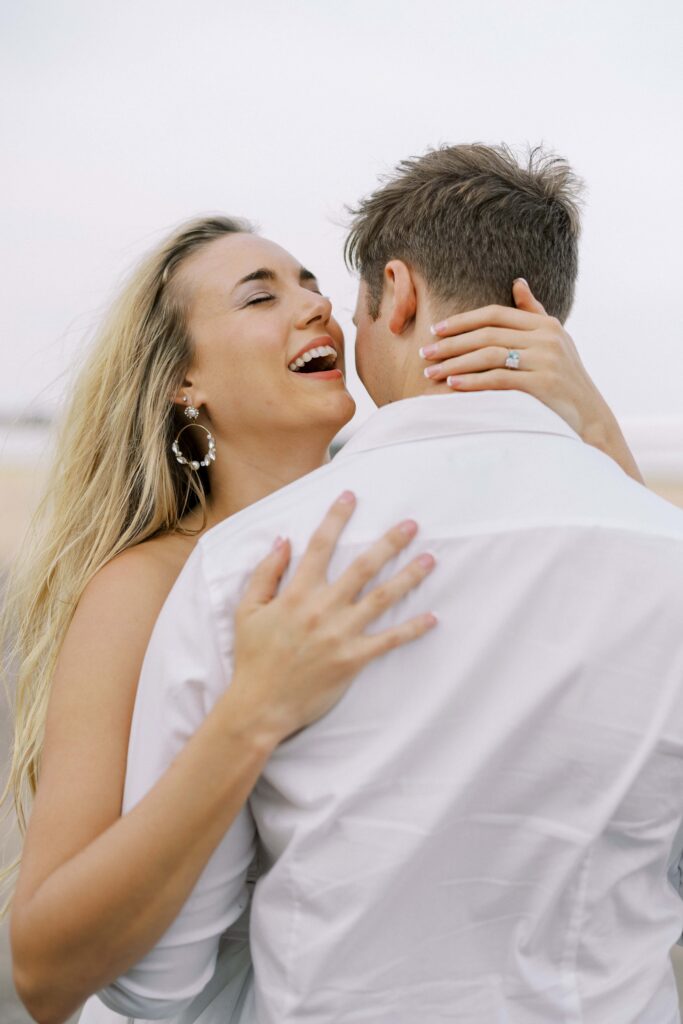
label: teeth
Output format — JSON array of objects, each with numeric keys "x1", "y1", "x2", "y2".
[{"x1": 288, "y1": 344, "x2": 337, "y2": 372}]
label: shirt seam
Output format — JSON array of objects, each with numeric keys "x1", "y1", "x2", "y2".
[{"x1": 560, "y1": 846, "x2": 592, "y2": 1023}]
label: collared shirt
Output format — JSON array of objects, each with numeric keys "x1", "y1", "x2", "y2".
[{"x1": 82, "y1": 392, "x2": 683, "y2": 1024}]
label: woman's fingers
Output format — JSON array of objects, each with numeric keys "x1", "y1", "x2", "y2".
[
  {"x1": 350, "y1": 551, "x2": 437, "y2": 630},
  {"x1": 424, "y1": 343, "x2": 542, "y2": 382},
  {"x1": 429, "y1": 304, "x2": 542, "y2": 341},
  {"x1": 292, "y1": 490, "x2": 357, "y2": 586},
  {"x1": 240, "y1": 536, "x2": 292, "y2": 608},
  {"x1": 512, "y1": 278, "x2": 547, "y2": 316},
  {"x1": 357, "y1": 612, "x2": 439, "y2": 662},
  {"x1": 444, "y1": 368, "x2": 535, "y2": 392},
  {"x1": 424, "y1": 282, "x2": 549, "y2": 359},
  {"x1": 330, "y1": 518, "x2": 422, "y2": 604},
  {"x1": 421, "y1": 325, "x2": 543, "y2": 365}
]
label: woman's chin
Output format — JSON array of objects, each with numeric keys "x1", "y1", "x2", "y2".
[
  {"x1": 305, "y1": 390, "x2": 356, "y2": 447},
  {"x1": 329, "y1": 387, "x2": 356, "y2": 426}
]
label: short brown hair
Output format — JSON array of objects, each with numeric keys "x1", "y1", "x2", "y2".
[{"x1": 344, "y1": 144, "x2": 583, "y2": 322}]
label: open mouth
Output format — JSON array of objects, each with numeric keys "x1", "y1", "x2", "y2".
[{"x1": 288, "y1": 344, "x2": 339, "y2": 375}]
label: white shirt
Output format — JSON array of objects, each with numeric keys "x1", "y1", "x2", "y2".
[{"x1": 80, "y1": 392, "x2": 683, "y2": 1024}]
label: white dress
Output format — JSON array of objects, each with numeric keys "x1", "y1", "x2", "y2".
[{"x1": 76, "y1": 835, "x2": 258, "y2": 1023}]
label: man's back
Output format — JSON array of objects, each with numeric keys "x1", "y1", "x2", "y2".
[
  {"x1": 105, "y1": 392, "x2": 683, "y2": 1024},
  {"x1": 195, "y1": 393, "x2": 683, "y2": 1023}
]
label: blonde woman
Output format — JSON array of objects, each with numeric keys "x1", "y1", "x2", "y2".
[{"x1": 2, "y1": 215, "x2": 640, "y2": 1024}]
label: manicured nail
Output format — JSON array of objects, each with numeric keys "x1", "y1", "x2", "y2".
[
  {"x1": 447, "y1": 376, "x2": 462, "y2": 387},
  {"x1": 272, "y1": 535, "x2": 285, "y2": 550},
  {"x1": 424, "y1": 612, "x2": 439, "y2": 627},
  {"x1": 399, "y1": 519, "x2": 418, "y2": 536},
  {"x1": 514, "y1": 277, "x2": 528, "y2": 286},
  {"x1": 423, "y1": 365, "x2": 440, "y2": 379},
  {"x1": 417, "y1": 552, "x2": 436, "y2": 569},
  {"x1": 431, "y1": 322, "x2": 447, "y2": 335},
  {"x1": 419, "y1": 343, "x2": 439, "y2": 358},
  {"x1": 338, "y1": 490, "x2": 355, "y2": 504}
]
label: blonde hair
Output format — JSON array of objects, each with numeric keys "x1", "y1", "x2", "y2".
[{"x1": 0, "y1": 214, "x2": 252, "y2": 920}]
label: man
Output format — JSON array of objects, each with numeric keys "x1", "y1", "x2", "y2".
[{"x1": 100, "y1": 145, "x2": 683, "y2": 1022}]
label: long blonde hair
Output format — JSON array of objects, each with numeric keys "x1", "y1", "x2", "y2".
[{"x1": 0, "y1": 215, "x2": 252, "y2": 920}]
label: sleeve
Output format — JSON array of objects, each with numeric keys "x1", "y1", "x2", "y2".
[{"x1": 95, "y1": 545, "x2": 257, "y2": 1019}]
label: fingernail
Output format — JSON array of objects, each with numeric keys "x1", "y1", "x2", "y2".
[
  {"x1": 424, "y1": 612, "x2": 439, "y2": 627},
  {"x1": 514, "y1": 277, "x2": 528, "y2": 286},
  {"x1": 399, "y1": 519, "x2": 418, "y2": 536},
  {"x1": 423, "y1": 365, "x2": 440, "y2": 379},
  {"x1": 419, "y1": 343, "x2": 439, "y2": 358},
  {"x1": 430, "y1": 322, "x2": 447, "y2": 335},
  {"x1": 338, "y1": 490, "x2": 355, "y2": 504},
  {"x1": 272, "y1": 535, "x2": 285, "y2": 550},
  {"x1": 447, "y1": 376, "x2": 462, "y2": 387},
  {"x1": 417, "y1": 552, "x2": 436, "y2": 569}
]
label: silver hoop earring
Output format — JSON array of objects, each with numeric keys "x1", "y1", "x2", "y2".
[{"x1": 171, "y1": 405, "x2": 216, "y2": 470}]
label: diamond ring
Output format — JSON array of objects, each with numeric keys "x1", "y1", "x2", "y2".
[{"x1": 504, "y1": 350, "x2": 521, "y2": 370}]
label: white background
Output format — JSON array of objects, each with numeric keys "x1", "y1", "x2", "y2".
[{"x1": 2, "y1": 0, "x2": 682, "y2": 435}]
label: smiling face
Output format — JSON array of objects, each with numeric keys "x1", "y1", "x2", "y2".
[{"x1": 175, "y1": 233, "x2": 355, "y2": 453}]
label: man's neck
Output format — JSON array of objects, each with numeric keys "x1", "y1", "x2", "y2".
[{"x1": 385, "y1": 320, "x2": 454, "y2": 404}]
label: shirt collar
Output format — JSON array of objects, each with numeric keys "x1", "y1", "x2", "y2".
[{"x1": 335, "y1": 391, "x2": 581, "y2": 461}]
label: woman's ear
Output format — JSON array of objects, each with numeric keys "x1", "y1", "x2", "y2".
[
  {"x1": 171, "y1": 374, "x2": 202, "y2": 411},
  {"x1": 384, "y1": 260, "x2": 417, "y2": 335}
]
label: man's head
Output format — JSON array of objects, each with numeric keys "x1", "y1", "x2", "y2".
[{"x1": 346, "y1": 144, "x2": 583, "y2": 406}]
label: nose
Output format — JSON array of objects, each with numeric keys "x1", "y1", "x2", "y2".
[{"x1": 295, "y1": 288, "x2": 332, "y2": 330}]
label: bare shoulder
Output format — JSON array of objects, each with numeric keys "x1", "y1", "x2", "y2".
[
  {"x1": 66, "y1": 526, "x2": 198, "y2": 666},
  {"x1": 59, "y1": 529, "x2": 198, "y2": 702},
  {"x1": 48, "y1": 527, "x2": 199, "y2": 766},
  {"x1": 96, "y1": 526, "x2": 196, "y2": 585}
]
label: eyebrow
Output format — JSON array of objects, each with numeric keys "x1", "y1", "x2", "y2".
[{"x1": 233, "y1": 266, "x2": 318, "y2": 290}]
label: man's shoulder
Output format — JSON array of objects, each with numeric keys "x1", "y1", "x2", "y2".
[
  {"x1": 562, "y1": 440, "x2": 683, "y2": 541},
  {"x1": 198, "y1": 454, "x2": 368, "y2": 573},
  {"x1": 196, "y1": 428, "x2": 683, "y2": 581}
]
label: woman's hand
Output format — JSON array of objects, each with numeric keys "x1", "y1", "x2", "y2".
[
  {"x1": 229, "y1": 491, "x2": 438, "y2": 745},
  {"x1": 420, "y1": 279, "x2": 643, "y2": 484}
]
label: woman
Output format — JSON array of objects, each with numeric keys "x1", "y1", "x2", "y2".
[{"x1": 2, "y1": 215, "x2": 641, "y2": 1023}]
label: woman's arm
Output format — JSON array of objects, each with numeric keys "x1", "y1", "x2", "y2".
[
  {"x1": 420, "y1": 279, "x2": 645, "y2": 485},
  {"x1": 11, "y1": 493, "x2": 437, "y2": 1024},
  {"x1": 9, "y1": 554, "x2": 273, "y2": 1024}
]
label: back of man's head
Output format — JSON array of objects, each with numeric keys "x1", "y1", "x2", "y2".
[{"x1": 345, "y1": 143, "x2": 583, "y2": 323}]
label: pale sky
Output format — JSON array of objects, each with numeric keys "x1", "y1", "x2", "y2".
[{"x1": 2, "y1": 0, "x2": 682, "y2": 435}]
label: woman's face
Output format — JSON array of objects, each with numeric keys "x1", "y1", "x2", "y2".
[{"x1": 177, "y1": 232, "x2": 355, "y2": 451}]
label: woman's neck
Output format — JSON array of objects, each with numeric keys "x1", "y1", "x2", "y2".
[{"x1": 198, "y1": 434, "x2": 333, "y2": 531}]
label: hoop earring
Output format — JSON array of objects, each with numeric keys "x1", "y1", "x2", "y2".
[{"x1": 171, "y1": 405, "x2": 216, "y2": 470}]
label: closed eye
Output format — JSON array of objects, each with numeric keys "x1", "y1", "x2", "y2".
[{"x1": 245, "y1": 294, "x2": 274, "y2": 306}]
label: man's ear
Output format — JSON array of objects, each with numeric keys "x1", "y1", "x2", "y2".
[{"x1": 384, "y1": 260, "x2": 417, "y2": 335}]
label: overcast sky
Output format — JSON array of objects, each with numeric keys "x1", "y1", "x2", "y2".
[{"x1": 2, "y1": 0, "x2": 682, "y2": 435}]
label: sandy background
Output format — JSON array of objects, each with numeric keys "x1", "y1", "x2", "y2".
[{"x1": 2, "y1": 464, "x2": 683, "y2": 1021}]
